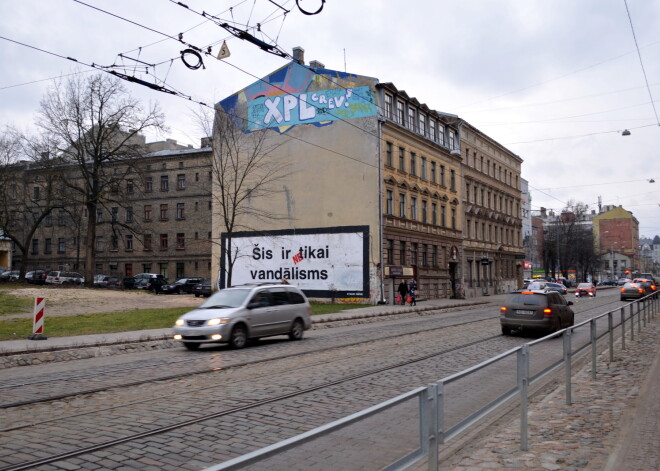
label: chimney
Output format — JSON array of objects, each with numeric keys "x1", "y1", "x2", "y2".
[
  {"x1": 201, "y1": 137, "x2": 211, "y2": 148},
  {"x1": 292, "y1": 47, "x2": 305, "y2": 65},
  {"x1": 540, "y1": 207, "x2": 547, "y2": 217},
  {"x1": 309, "y1": 60, "x2": 325, "y2": 69}
]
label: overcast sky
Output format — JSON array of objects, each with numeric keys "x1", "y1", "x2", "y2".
[{"x1": 1, "y1": 0, "x2": 659, "y2": 237}]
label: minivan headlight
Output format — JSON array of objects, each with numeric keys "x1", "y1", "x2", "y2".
[
  {"x1": 175, "y1": 319, "x2": 185, "y2": 326},
  {"x1": 207, "y1": 318, "x2": 230, "y2": 326}
]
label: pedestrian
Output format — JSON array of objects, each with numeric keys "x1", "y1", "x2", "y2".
[
  {"x1": 408, "y1": 279, "x2": 417, "y2": 306},
  {"x1": 397, "y1": 281, "x2": 408, "y2": 305}
]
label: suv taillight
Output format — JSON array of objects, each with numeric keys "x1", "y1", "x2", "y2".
[
  {"x1": 543, "y1": 308, "x2": 552, "y2": 315},
  {"x1": 500, "y1": 307, "x2": 507, "y2": 313}
]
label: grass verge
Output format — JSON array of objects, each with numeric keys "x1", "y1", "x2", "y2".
[
  {"x1": 0, "y1": 302, "x2": 372, "y2": 341},
  {"x1": 0, "y1": 289, "x2": 33, "y2": 316}
]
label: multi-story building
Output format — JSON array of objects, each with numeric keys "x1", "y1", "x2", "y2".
[
  {"x1": 7, "y1": 137, "x2": 213, "y2": 280},
  {"x1": 211, "y1": 49, "x2": 524, "y2": 302},
  {"x1": 593, "y1": 205, "x2": 640, "y2": 278},
  {"x1": 460, "y1": 123, "x2": 524, "y2": 296}
]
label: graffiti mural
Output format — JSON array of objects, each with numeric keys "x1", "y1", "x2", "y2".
[{"x1": 219, "y1": 61, "x2": 378, "y2": 134}]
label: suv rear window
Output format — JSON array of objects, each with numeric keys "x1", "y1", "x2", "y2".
[{"x1": 507, "y1": 294, "x2": 545, "y2": 306}]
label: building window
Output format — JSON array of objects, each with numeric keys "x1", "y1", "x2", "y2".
[
  {"x1": 452, "y1": 208, "x2": 457, "y2": 229},
  {"x1": 432, "y1": 245, "x2": 438, "y2": 266},
  {"x1": 58, "y1": 237, "x2": 66, "y2": 254},
  {"x1": 397, "y1": 101, "x2": 405, "y2": 125},
  {"x1": 126, "y1": 206, "x2": 134, "y2": 223},
  {"x1": 160, "y1": 175, "x2": 169, "y2": 191},
  {"x1": 466, "y1": 184, "x2": 470, "y2": 202},
  {"x1": 408, "y1": 108, "x2": 416, "y2": 132},
  {"x1": 421, "y1": 244, "x2": 428, "y2": 266},
  {"x1": 58, "y1": 211, "x2": 66, "y2": 226},
  {"x1": 31, "y1": 238, "x2": 39, "y2": 254},
  {"x1": 438, "y1": 124, "x2": 445, "y2": 145},
  {"x1": 386, "y1": 239, "x2": 393, "y2": 264},
  {"x1": 195, "y1": 172, "x2": 199, "y2": 182},
  {"x1": 96, "y1": 236, "x2": 105, "y2": 252},
  {"x1": 432, "y1": 203, "x2": 437, "y2": 225},
  {"x1": 143, "y1": 233, "x2": 152, "y2": 251},
  {"x1": 411, "y1": 243, "x2": 418, "y2": 266},
  {"x1": 176, "y1": 203, "x2": 185, "y2": 220},
  {"x1": 429, "y1": 120, "x2": 436, "y2": 141},
  {"x1": 441, "y1": 205, "x2": 446, "y2": 227},
  {"x1": 419, "y1": 114, "x2": 426, "y2": 136},
  {"x1": 144, "y1": 205, "x2": 152, "y2": 221},
  {"x1": 96, "y1": 210, "x2": 103, "y2": 223},
  {"x1": 145, "y1": 176, "x2": 153, "y2": 192},
  {"x1": 385, "y1": 94, "x2": 393, "y2": 119},
  {"x1": 466, "y1": 219, "x2": 471, "y2": 239},
  {"x1": 450, "y1": 169, "x2": 456, "y2": 191},
  {"x1": 398, "y1": 147, "x2": 405, "y2": 171},
  {"x1": 386, "y1": 190, "x2": 393, "y2": 215},
  {"x1": 411, "y1": 197, "x2": 418, "y2": 220},
  {"x1": 421, "y1": 157, "x2": 427, "y2": 179},
  {"x1": 177, "y1": 174, "x2": 186, "y2": 190},
  {"x1": 400, "y1": 241, "x2": 406, "y2": 265},
  {"x1": 385, "y1": 142, "x2": 393, "y2": 167},
  {"x1": 440, "y1": 165, "x2": 446, "y2": 187},
  {"x1": 33, "y1": 186, "x2": 40, "y2": 200},
  {"x1": 176, "y1": 262, "x2": 185, "y2": 279},
  {"x1": 399, "y1": 193, "x2": 406, "y2": 218},
  {"x1": 111, "y1": 235, "x2": 119, "y2": 251},
  {"x1": 126, "y1": 234, "x2": 133, "y2": 250},
  {"x1": 160, "y1": 233, "x2": 168, "y2": 250},
  {"x1": 410, "y1": 152, "x2": 417, "y2": 176},
  {"x1": 422, "y1": 200, "x2": 428, "y2": 223},
  {"x1": 177, "y1": 233, "x2": 185, "y2": 249},
  {"x1": 45, "y1": 214, "x2": 52, "y2": 227},
  {"x1": 44, "y1": 238, "x2": 52, "y2": 254},
  {"x1": 127, "y1": 180, "x2": 134, "y2": 194},
  {"x1": 159, "y1": 263, "x2": 168, "y2": 278},
  {"x1": 178, "y1": 161, "x2": 184, "y2": 169},
  {"x1": 111, "y1": 207, "x2": 118, "y2": 222},
  {"x1": 160, "y1": 204, "x2": 168, "y2": 220},
  {"x1": 448, "y1": 129, "x2": 456, "y2": 149},
  {"x1": 431, "y1": 162, "x2": 436, "y2": 183}
]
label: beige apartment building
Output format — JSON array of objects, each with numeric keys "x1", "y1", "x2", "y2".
[
  {"x1": 460, "y1": 123, "x2": 525, "y2": 296},
  {"x1": 7, "y1": 138, "x2": 213, "y2": 281}
]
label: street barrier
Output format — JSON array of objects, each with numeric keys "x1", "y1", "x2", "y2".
[
  {"x1": 28, "y1": 297, "x2": 47, "y2": 340},
  {"x1": 202, "y1": 291, "x2": 658, "y2": 471}
]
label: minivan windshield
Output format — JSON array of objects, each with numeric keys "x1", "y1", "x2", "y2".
[{"x1": 200, "y1": 288, "x2": 251, "y2": 309}]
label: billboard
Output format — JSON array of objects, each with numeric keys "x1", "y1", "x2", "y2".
[{"x1": 221, "y1": 226, "x2": 369, "y2": 298}]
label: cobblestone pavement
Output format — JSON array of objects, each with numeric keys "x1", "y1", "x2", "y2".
[{"x1": 439, "y1": 319, "x2": 658, "y2": 471}]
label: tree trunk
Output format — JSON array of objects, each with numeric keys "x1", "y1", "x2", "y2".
[{"x1": 84, "y1": 202, "x2": 97, "y2": 286}]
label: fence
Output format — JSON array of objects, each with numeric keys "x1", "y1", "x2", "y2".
[{"x1": 202, "y1": 292, "x2": 658, "y2": 471}]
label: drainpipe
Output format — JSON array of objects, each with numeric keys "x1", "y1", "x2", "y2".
[{"x1": 378, "y1": 114, "x2": 386, "y2": 304}]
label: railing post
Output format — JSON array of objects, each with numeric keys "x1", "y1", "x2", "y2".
[
  {"x1": 517, "y1": 345, "x2": 529, "y2": 451},
  {"x1": 608, "y1": 311, "x2": 614, "y2": 363},
  {"x1": 638, "y1": 299, "x2": 643, "y2": 331},
  {"x1": 424, "y1": 383, "x2": 438, "y2": 471},
  {"x1": 630, "y1": 304, "x2": 635, "y2": 342},
  {"x1": 591, "y1": 319, "x2": 597, "y2": 380},
  {"x1": 621, "y1": 307, "x2": 626, "y2": 350},
  {"x1": 563, "y1": 328, "x2": 572, "y2": 405}
]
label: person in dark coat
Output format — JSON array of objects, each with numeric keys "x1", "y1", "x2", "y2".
[
  {"x1": 408, "y1": 279, "x2": 417, "y2": 306},
  {"x1": 397, "y1": 281, "x2": 408, "y2": 305}
]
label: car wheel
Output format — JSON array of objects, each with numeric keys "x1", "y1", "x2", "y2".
[
  {"x1": 195, "y1": 293, "x2": 200, "y2": 298},
  {"x1": 229, "y1": 324, "x2": 248, "y2": 349},
  {"x1": 288, "y1": 319, "x2": 305, "y2": 340},
  {"x1": 183, "y1": 342, "x2": 200, "y2": 351},
  {"x1": 501, "y1": 325, "x2": 512, "y2": 336}
]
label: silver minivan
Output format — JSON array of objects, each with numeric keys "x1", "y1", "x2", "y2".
[{"x1": 173, "y1": 283, "x2": 312, "y2": 350}]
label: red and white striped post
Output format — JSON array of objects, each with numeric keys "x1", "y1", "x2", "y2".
[{"x1": 28, "y1": 297, "x2": 48, "y2": 340}]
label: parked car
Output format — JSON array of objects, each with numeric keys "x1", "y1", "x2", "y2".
[
  {"x1": 121, "y1": 276, "x2": 137, "y2": 289},
  {"x1": 575, "y1": 282, "x2": 596, "y2": 298},
  {"x1": 160, "y1": 277, "x2": 204, "y2": 295},
  {"x1": 526, "y1": 281, "x2": 548, "y2": 291},
  {"x1": 134, "y1": 273, "x2": 166, "y2": 280},
  {"x1": 96, "y1": 276, "x2": 122, "y2": 289},
  {"x1": 632, "y1": 278, "x2": 657, "y2": 294},
  {"x1": 0, "y1": 270, "x2": 20, "y2": 282},
  {"x1": 617, "y1": 278, "x2": 632, "y2": 286},
  {"x1": 500, "y1": 289, "x2": 574, "y2": 335},
  {"x1": 135, "y1": 277, "x2": 168, "y2": 293},
  {"x1": 26, "y1": 270, "x2": 48, "y2": 285},
  {"x1": 545, "y1": 282, "x2": 567, "y2": 295},
  {"x1": 598, "y1": 279, "x2": 617, "y2": 286},
  {"x1": 192, "y1": 278, "x2": 213, "y2": 297},
  {"x1": 45, "y1": 271, "x2": 84, "y2": 285},
  {"x1": 173, "y1": 282, "x2": 312, "y2": 350},
  {"x1": 93, "y1": 274, "x2": 109, "y2": 287}
]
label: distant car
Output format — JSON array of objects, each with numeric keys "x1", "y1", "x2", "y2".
[
  {"x1": 26, "y1": 270, "x2": 48, "y2": 285},
  {"x1": 45, "y1": 271, "x2": 84, "y2": 285},
  {"x1": 160, "y1": 277, "x2": 204, "y2": 295},
  {"x1": 173, "y1": 282, "x2": 312, "y2": 350},
  {"x1": 135, "y1": 277, "x2": 168, "y2": 293},
  {"x1": 93, "y1": 274, "x2": 109, "y2": 287},
  {"x1": 121, "y1": 276, "x2": 137, "y2": 289},
  {"x1": 575, "y1": 282, "x2": 596, "y2": 298},
  {"x1": 620, "y1": 282, "x2": 649, "y2": 301},
  {"x1": 500, "y1": 289, "x2": 575, "y2": 335},
  {"x1": 97, "y1": 276, "x2": 122, "y2": 289},
  {"x1": 617, "y1": 278, "x2": 632, "y2": 286},
  {"x1": 192, "y1": 279, "x2": 212, "y2": 297},
  {"x1": 599, "y1": 280, "x2": 617, "y2": 286},
  {"x1": 134, "y1": 273, "x2": 166, "y2": 280},
  {"x1": 545, "y1": 282, "x2": 567, "y2": 295},
  {"x1": 526, "y1": 281, "x2": 548, "y2": 291},
  {"x1": 632, "y1": 279, "x2": 656, "y2": 294},
  {"x1": 0, "y1": 270, "x2": 20, "y2": 282}
]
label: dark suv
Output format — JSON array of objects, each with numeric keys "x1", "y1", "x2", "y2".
[{"x1": 500, "y1": 290, "x2": 574, "y2": 335}]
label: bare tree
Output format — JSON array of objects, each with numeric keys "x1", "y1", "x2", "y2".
[
  {"x1": 37, "y1": 73, "x2": 165, "y2": 285},
  {"x1": 211, "y1": 109, "x2": 290, "y2": 287},
  {"x1": 0, "y1": 128, "x2": 61, "y2": 278}
]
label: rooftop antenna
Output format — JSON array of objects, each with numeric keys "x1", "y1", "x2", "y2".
[{"x1": 598, "y1": 196, "x2": 602, "y2": 213}]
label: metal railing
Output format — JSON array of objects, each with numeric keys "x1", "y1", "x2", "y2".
[{"x1": 202, "y1": 292, "x2": 658, "y2": 471}]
